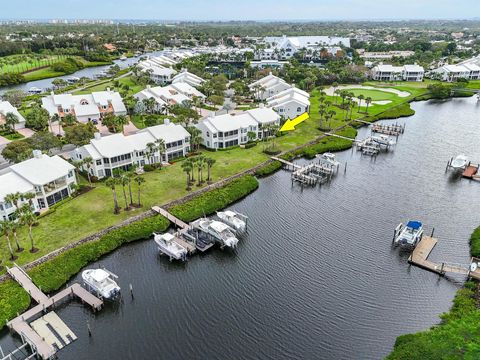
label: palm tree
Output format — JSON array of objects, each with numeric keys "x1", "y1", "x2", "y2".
[
  {"x1": 82, "y1": 156, "x2": 94, "y2": 185},
  {"x1": 23, "y1": 192, "x2": 36, "y2": 207},
  {"x1": 188, "y1": 158, "x2": 196, "y2": 183},
  {"x1": 155, "y1": 139, "x2": 166, "y2": 168},
  {"x1": 119, "y1": 173, "x2": 130, "y2": 210},
  {"x1": 4, "y1": 112, "x2": 19, "y2": 134},
  {"x1": 116, "y1": 115, "x2": 129, "y2": 134},
  {"x1": 181, "y1": 161, "x2": 193, "y2": 190},
  {"x1": 126, "y1": 172, "x2": 134, "y2": 206},
  {"x1": 332, "y1": 82, "x2": 339, "y2": 103},
  {"x1": 4, "y1": 192, "x2": 21, "y2": 211},
  {"x1": 196, "y1": 156, "x2": 205, "y2": 186},
  {"x1": 0, "y1": 220, "x2": 16, "y2": 261},
  {"x1": 20, "y1": 206, "x2": 38, "y2": 253},
  {"x1": 365, "y1": 97, "x2": 373, "y2": 113},
  {"x1": 134, "y1": 176, "x2": 145, "y2": 206},
  {"x1": 357, "y1": 94, "x2": 365, "y2": 112},
  {"x1": 10, "y1": 219, "x2": 23, "y2": 252},
  {"x1": 105, "y1": 178, "x2": 120, "y2": 214},
  {"x1": 205, "y1": 157, "x2": 216, "y2": 183},
  {"x1": 146, "y1": 142, "x2": 157, "y2": 165}
]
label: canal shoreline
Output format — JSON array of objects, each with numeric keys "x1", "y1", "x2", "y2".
[{"x1": 0, "y1": 91, "x2": 472, "y2": 341}]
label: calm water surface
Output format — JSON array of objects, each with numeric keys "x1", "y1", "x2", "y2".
[{"x1": 1, "y1": 97, "x2": 479, "y2": 359}]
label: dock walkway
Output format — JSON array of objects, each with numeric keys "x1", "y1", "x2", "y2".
[
  {"x1": 6, "y1": 265, "x2": 103, "y2": 360},
  {"x1": 152, "y1": 206, "x2": 189, "y2": 229},
  {"x1": 271, "y1": 157, "x2": 301, "y2": 170}
]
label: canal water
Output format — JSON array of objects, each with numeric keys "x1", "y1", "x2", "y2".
[{"x1": 1, "y1": 97, "x2": 479, "y2": 359}]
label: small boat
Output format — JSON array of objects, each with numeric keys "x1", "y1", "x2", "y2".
[
  {"x1": 217, "y1": 210, "x2": 247, "y2": 233},
  {"x1": 66, "y1": 76, "x2": 80, "y2": 83},
  {"x1": 450, "y1": 154, "x2": 468, "y2": 169},
  {"x1": 371, "y1": 134, "x2": 396, "y2": 147},
  {"x1": 194, "y1": 219, "x2": 239, "y2": 249},
  {"x1": 317, "y1": 152, "x2": 340, "y2": 167},
  {"x1": 120, "y1": 55, "x2": 127, "y2": 61},
  {"x1": 393, "y1": 220, "x2": 424, "y2": 248},
  {"x1": 28, "y1": 87, "x2": 43, "y2": 94},
  {"x1": 82, "y1": 268, "x2": 121, "y2": 300},
  {"x1": 153, "y1": 232, "x2": 187, "y2": 261}
]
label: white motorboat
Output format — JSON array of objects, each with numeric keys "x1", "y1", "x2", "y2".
[
  {"x1": 82, "y1": 268, "x2": 121, "y2": 300},
  {"x1": 317, "y1": 152, "x2": 340, "y2": 167},
  {"x1": 194, "y1": 219, "x2": 239, "y2": 249},
  {"x1": 371, "y1": 134, "x2": 396, "y2": 147},
  {"x1": 28, "y1": 87, "x2": 43, "y2": 94},
  {"x1": 120, "y1": 55, "x2": 127, "y2": 61},
  {"x1": 217, "y1": 210, "x2": 247, "y2": 233},
  {"x1": 393, "y1": 220, "x2": 424, "y2": 248},
  {"x1": 66, "y1": 76, "x2": 80, "y2": 83},
  {"x1": 450, "y1": 154, "x2": 468, "y2": 169},
  {"x1": 153, "y1": 232, "x2": 188, "y2": 261}
]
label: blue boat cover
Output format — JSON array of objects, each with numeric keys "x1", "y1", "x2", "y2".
[{"x1": 407, "y1": 221, "x2": 422, "y2": 230}]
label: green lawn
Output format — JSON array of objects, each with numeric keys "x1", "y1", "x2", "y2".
[
  {"x1": 74, "y1": 76, "x2": 142, "y2": 96},
  {"x1": 0, "y1": 54, "x2": 65, "y2": 75},
  {"x1": 346, "y1": 88, "x2": 402, "y2": 101},
  {"x1": 0, "y1": 83, "x2": 430, "y2": 272}
]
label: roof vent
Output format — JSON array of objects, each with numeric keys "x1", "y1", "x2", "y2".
[
  {"x1": 164, "y1": 118, "x2": 171, "y2": 125},
  {"x1": 94, "y1": 132, "x2": 101, "y2": 140}
]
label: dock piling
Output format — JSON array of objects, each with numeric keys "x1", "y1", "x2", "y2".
[{"x1": 129, "y1": 284, "x2": 134, "y2": 299}]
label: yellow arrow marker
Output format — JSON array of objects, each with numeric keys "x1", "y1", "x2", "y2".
[{"x1": 280, "y1": 112, "x2": 309, "y2": 132}]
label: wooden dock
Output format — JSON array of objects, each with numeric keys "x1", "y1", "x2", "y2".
[
  {"x1": 271, "y1": 156, "x2": 301, "y2": 170},
  {"x1": 371, "y1": 123, "x2": 405, "y2": 136},
  {"x1": 6, "y1": 265, "x2": 103, "y2": 360},
  {"x1": 152, "y1": 206, "x2": 189, "y2": 229}
]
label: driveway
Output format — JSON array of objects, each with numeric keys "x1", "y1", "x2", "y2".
[
  {"x1": 0, "y1": 136, "x2": 11, "y2": 146},
  {"x1": 17, "y1": 128, "x2": 35, "y2": 138}
]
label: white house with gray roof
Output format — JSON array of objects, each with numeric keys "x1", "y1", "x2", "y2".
[
  {"x1": 172, "y1": 70, "x2": 205, "y2": 88},
  {"x1": 72, "y1": 120, "x2": 190, "y2": 179},
  {"x1": 41, "y1": 89, "x2": 127, "y2": 123},
  {"x1": 0, "y1": 151, "x2": 77, "y2": 219},
  {"x1": 249, "y1": 73, "x2": 292, "y2": 100},
  {"x1": 266, "y1": 87, "x2": 311, "y2": 119},
  {"x1": 196, "y1": 107, "x2": 280, "y2": 149}
]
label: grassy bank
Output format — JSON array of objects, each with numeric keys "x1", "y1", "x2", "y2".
[
  {"x1": 170, "y1": 175, "x2": 259, "y2": 222},
  {"x1": 387, "y1": 226, "x2": 480, "y2": 359}
]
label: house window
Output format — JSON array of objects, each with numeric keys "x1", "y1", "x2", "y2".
[
  {"x1": 206, "y1": 131, "x2": 210, "y2": 137},
  {"x1": 279, "y1": 108, "x2": 284, "y2": 113},
  {"x1": 96, "y1": 160, "x2": 102, "y2": 166},
  {"x1": 297, "y1": 107, "x2": 302, "y2": 112},
  {"x1": 80, "y1": 99, "x2": 89, "y2": 105}
]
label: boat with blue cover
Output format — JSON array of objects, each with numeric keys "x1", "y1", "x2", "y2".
[{"x1": 393, "y1": 220, "x2": 424, "y2": 247}]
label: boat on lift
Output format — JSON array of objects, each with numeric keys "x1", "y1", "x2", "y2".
[
  {"x1": 192, "y1": 218, "x2": 239, "y2": 249},
  {"x1": 317, "y1": 152, "x2": 340, "y2": 167},
  {"x1": 450, "y1": 154, "x2": 468, "y2": 170},
  {"x1": 82, "y1": 268, "x2": 121, "y2": 300},
  {"x1": 28, "y1": 87, "x2": 43, "y2": 94},
  {"x1": 153, "y1": 232, "x2": 188, "y2": 261},
  {"x1": 393, "y1": 220, "x2": 424, "y2": 248},
  {"x1": 216, "y1": 210, "x2": 248, "y2": 233},
  {"x1": 119, "y1": 55, "x2": 128, "y2": 61},
  {"x1": 371, "y1": 134, "x2": 396, "y2": 147}
]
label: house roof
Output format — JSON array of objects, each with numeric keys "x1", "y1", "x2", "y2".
[
  {"x1": 266, "y1": 87, "x2": 310, "y2": 101},
  {"x1": 268, "y1": 92, "x2": 311, "y2": 108},
  {"x1": 10, "y1": 154, "x2": 74, "y2": 185},
  {"x1": 246, "y1": 107, "x2": 281, "y2": 124},
  {"x1": 139, "y1": 122, "x2": 190, "y2": 144},
  {"x1": 0, "y1": 172, "x2": 35, "y2": 203},
  {"x1": 42, "y1": 91, "x2": 126, "y2": 116},
  {"x1": 90, "y1": 133, "x2": 134, "y2": 158},
  {"x1": 170, "y1": 82, "x2": 206, "y2": 98},
  {"x1": 199, "y1": 113, "x2": 257, "y2": 133},
  {"x1": 0, "y1": 101, "x2": 26, "y2": 123},
  {"x1": 403, "y1": 64, "x2": 425, "y2": 72}
]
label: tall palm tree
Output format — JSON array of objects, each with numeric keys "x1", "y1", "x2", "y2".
[
  {"x1": 365, "y1": 97, "x2": 373, "y2": 114},
  {"x1": 23, "y1": 192, "x2": 36, "y2": 207},
  {"x1": 134, "y1": 176, "x2": 146, "y2": 206},
  {"x1": 205, "y1": 157, "x2": 216, "y2": 183},
  {"x1": 10, "y1": 219, "x2": 23, "y2": 252},
  {"x1": 155, "y1": 139, "x2": 166, "y2": 168},
  {"x1": 4, "y1": 192, "x2": 21, "y2": 211},
  {"x1": 20, "y1": 206, "x2": 38, "y2": 253},
  {"x1": 196, "y1": 156, "x2": 205, "y2": 186},
  {"x1": 181, "y1": 161, "x2": 193, "y2": 190},
  {"x1": 119, "y1": 173, "x2": 130, "y2": 210},
  {"x1": 4, "y1": 112, "x2": 19, "y2": 134},
  {"x1": 82, "y1": 156, "x2": 94, "y2": 185},
  {"x1": 105, "y1": 178, "x2": 120, "y2": 214},
  {"x1": 126, "y1": 172, "x2": 134, "y2": 206},
  {"x1": 0, "y1": 220, "x2": 16, "y2": 261},
  {"x1": 146, "y1": 142, "x2": 157, "y2": 165},
  {"x1": 332, "y1": 82, "x2": 339, "y2": 104},
  {"x1": 357, "y1": 94, "x2": 365, "y2": 112}
]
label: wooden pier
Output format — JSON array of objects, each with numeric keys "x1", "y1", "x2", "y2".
[
  {"x1": 5, "y1": 265, "x2": 103, "y2": 360},
  {"x1": 271, "y1": 156, "x2": 301, "y2": 170},
  {"x1": 371, "y1": 123, "x2": 405, "y2": 136},
  {"x1": 271, "y1": 157, "x2": 336, "y2": 187},
  {"x1": 152, "y1": 206, "x2": 189, "y2": 229},
  {"x1": 408, "y1": 237, "x2": 480, "y2": 280},
  {"x1": 462, "y1": 163, "x2": 479, "y2": 179}
]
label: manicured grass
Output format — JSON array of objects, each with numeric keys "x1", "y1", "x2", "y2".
[
  {"x1": 0, "y1": 54, "x2": 64, "y2": 74},
  {"x1": 0, "y1": 83, "x2": 429, "y2": 273},
  {"x1": 130, "y1": 114, "x2": 170, "y2": 129},
  {"x1": 74, "y1": 76, "x2": 142, "y2": 96},
  {"x1": 347, "y1": 88, "x2": 401, "y2": 101},
  {"x1": 23, "y1": 68, "x2": 65, "y2": 82}
]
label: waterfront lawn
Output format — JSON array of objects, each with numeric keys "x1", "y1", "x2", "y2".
[
  {"x1": 23, "y1": 68, "x2": 65, "y2": 82},
  {"x1": 74, "y1": 76, "x2": 142, "y2": 96},
  {"x1": 346, "y1": 88, "x2": 401, "y2": 101},
  {"x1": 0, "y1": 83, "x2": 428, "y2": 272}
]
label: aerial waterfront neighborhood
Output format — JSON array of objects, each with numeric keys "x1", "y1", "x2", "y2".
[{"x1": 0, "y1": 1, "x2": 480, "y2": 360}]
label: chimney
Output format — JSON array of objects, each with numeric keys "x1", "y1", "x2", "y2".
[
  {"x1": 32, "y1": 150, "x2": 42, "y2": 159},
  {"x1": 164, "y1": 118, "x2": 171, "y2": 125},
  {"x1": 94, "y1": 132, "x2": 101, "y2": 140}
]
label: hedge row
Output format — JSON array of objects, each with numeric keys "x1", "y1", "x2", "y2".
[
  {"x1": 0, "y1": 280, "x2": 31, "y2": 327},
  {"x1": 470, "y1": 226, "x2": 480, "y2": 258},
  {"x1": 169, "y1": 175, "x2": 259, "y2": 223},
  {"x1": 363, "y1": 103, "x2": 415, "y2": 123},
  {"x1": 255, "y1": 160, "x2": 282, "y2": 177},
  {"x1": 29, "y1": 215, "x2": 170, "y2": 293}
]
